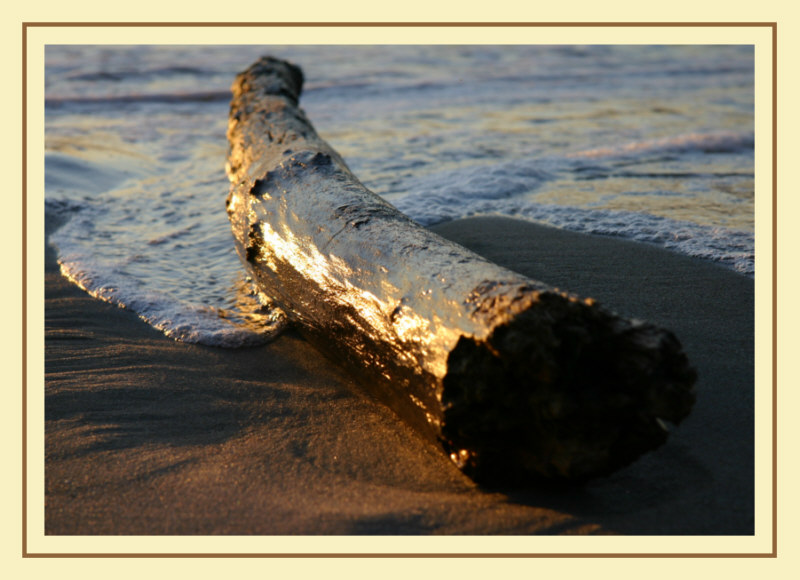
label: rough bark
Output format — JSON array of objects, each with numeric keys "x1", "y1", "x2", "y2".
[{"x1": 225, "y1": 56, "x2": 696, "y2": 483}]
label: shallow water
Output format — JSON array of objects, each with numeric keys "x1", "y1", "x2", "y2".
[{"x1": 44, "y1": 45, "x2": 754, "y2": 347}]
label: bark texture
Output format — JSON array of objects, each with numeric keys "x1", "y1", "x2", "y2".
[{"x1": 226, "y1": 56, "x2": 696, "y2": 483}]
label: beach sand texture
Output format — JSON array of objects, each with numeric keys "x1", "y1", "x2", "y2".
[{"x1": 45, "y1": 214, "x2": 754, "y2": 535}]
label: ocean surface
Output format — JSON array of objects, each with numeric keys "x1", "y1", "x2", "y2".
[{"x1": 44, "y1": 45, "x2": 755, "y2": 347}]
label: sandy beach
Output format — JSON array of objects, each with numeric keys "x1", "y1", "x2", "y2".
[{"x1": 44, "y1": 214, "x2": 754, "y2": 536}]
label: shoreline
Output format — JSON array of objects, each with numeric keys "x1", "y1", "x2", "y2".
[{"x1": 44, "y1": 215, "x2": 754, "y2": 535}]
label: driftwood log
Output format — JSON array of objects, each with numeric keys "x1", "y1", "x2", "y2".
[{"x1": 225, "y1": 56, "x2": 696, "y2": 484}]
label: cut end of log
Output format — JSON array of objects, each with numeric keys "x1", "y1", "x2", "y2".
[
  {"x1": 232, "y1": 56, "x2": 304, "y2": 105},
  {"x1": 441, "y1": 291, "x2": 697, "y2": 484}
]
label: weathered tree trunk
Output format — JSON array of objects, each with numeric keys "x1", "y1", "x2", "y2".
[{"x1": 226, "y1": 56, "x2": 696, "y2": 483}]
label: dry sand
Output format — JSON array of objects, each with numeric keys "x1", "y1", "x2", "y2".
[{"x1": 44, "y1": 215, "x2": 754, "y2": 535}]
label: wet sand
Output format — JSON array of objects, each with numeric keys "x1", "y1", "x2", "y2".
[{"x1": 44, "y1": 215, "x2": 754, "y2": 535}]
